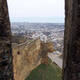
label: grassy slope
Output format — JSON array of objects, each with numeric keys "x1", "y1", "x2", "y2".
[{"x1": 26, "y1": 58, "x2": 62, "y2": 80}]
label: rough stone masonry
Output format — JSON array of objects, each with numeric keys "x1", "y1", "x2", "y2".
[
  {"x1": 0, "y1": 0, "x2": 14, "y2": 80},
  {"x1": 63, "y1": 0, "x2": 80, "y2": 80}
]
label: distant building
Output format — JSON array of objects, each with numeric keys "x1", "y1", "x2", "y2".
[{"x1": 32, "y1": 33, "x2": 47, "y2": 43}]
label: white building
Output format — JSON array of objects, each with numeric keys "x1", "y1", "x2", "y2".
[{"x1": 32, "y1": 33, "x2": 47, "y2": 43}]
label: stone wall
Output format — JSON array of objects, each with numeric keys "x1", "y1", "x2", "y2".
[
  {"x1": 63, "y1": 0, "x2": 80, "y2": 80},
  {"x1": 12, "y1": 38, "x2": 41, "y2": 80},
  {"x1": 0, "y1": 0, "x2": 14, "y2": 79},
  {"x1": 41, "y1": 42, "x2": 54, "y2": 64}
]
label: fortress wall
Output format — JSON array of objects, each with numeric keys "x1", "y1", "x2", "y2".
[
  {"x1": 0, "y1": 0, "x2": 14, "y2": 79},
  {"x1": 12, "y1": 38, "x2": 41, "y2": 80}
]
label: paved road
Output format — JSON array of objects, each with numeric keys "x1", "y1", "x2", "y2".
[{"x1": 48, "y1": 53, "x2": 63, "y2": 69}]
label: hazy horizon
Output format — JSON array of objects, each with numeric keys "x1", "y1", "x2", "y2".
[{"x1": 10, "y1": 17, "x2": 64, "y2": 23}]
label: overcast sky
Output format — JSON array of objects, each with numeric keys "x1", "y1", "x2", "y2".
[{"x1": 7, "y1": 0, "x2": 65, "y2": 23}]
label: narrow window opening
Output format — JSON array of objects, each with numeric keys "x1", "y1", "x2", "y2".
[{"x1": 7, "y1": 0, "x2": 65, "y2": 80}]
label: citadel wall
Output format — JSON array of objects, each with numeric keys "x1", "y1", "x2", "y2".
[
  {"x1": 12, "y1": 38, "x2": 41, "y2": 80},
  {"x1": 0, "y1": 0, "x2": 13, "y2": 79},
  {"x1": 63, "y1": 0, "x2": 80, "y2": 80}
]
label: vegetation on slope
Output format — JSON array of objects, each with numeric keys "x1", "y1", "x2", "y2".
[{"x1": 25, "y1": 58, "x2": 62, "y2": 80}]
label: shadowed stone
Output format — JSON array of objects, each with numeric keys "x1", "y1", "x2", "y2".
[
  {"x1": 63, "y1": 0, "x2": 80, "y2": 80},
  {"x1": 0, "y1": 0, "x2": 13, "y2": 80}
]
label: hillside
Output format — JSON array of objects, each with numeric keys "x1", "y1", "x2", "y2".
[{"x1": 26, "y1": 58, "x2": 62, "y2": 80}]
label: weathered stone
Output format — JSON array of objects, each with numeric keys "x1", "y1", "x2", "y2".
[
  {"x1": 41, "y1": 42, "x2": 54, "y2": 64},
  {"x1": 63, "y1": 0, "x2": 80, "y2": 80},
  {"x1": 0, "y1": 0, "x2": 13, "y2": 80},
  {"x1": 12, "y1": 38, "x2": 41, "y2": 80}
]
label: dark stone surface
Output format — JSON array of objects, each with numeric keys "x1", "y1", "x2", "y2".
[
  {"x1": 63, "y1": 0, "x2": 80, "y2": 80},
  {"x1": 0, "y1": 0, "x2": 13, "y2": 80}
]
